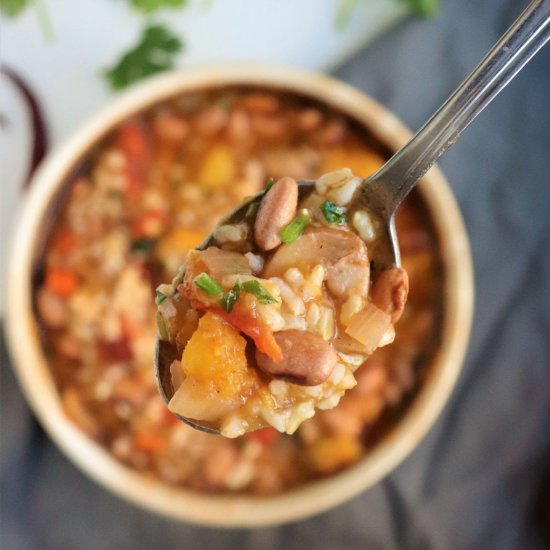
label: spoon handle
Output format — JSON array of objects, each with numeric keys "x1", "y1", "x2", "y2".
[{"x1": 369, "y1": 0, "x2": 550, "y2": 215}]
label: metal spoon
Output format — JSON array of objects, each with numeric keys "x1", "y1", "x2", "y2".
[{"x1": 155, "y1": 0, "x2": 550, "y2": 434}]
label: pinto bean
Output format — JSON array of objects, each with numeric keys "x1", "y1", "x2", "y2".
[
  {"x1": 153, "y1": 112, "x2": 189, "y2": 142},
  {"x1": 296, "y1": 108, "x2": 323, "y2": 132},
  {"x1": 202, "y1": 442, "x2": 239, "y2": 488},
  {"x1": 227, "y1": 109, "x2": 251, "y2": 143},
  {"x1": 255, "y1": 330, "x2": 337, "y2": 386},
  {"x1": 370, "y1": 267, "x2": 409, "y2": 323},
  {"x1": 254, "y1": 176, "x2": 298, "y2": 251},
  {"x1": 241, "y1": 93, "x2": 279, "y2": 113},
  {"x1": 194, "y1": 105, "x2": 228, "y2": 136}
]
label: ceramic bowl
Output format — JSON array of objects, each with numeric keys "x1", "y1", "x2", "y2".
[{"x1": 5, "y1": 65, "x2": 473, "y2": 527}]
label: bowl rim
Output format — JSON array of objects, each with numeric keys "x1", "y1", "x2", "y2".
[{"x1": 4, "y1": 63, "x2": 474, "y2": 527}]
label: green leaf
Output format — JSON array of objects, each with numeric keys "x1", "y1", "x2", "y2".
[
  {"x1": 194, "y1": 272, "x2": 222, "y2": 297},
  {"x1": 241, "y1": 280, "x2": 278, "y2": 305},
  {"x1": 320, "y1": 200, "x2": 347, "y2": 224},
  {"x1": 265, "y1": 177, "x2": 274, "y2": 192},
  {"x1": 155, "y1": 290, "x2": 167, "y2": 305},
  {"x1": 130, "y1": 0, "x2": 188, "y2": 13},
  {"x1": 104, "y1": 24, "x2": 183, "y2": 90},
  {"x1": 0, "y1": 0, "x2": 29, "y2": 17},
  {"x1": 335, "y1": 0, "x2": 358, "y2": 30},
  {"x1": 131, "y1": 238, "x2": 156, "y2": 253},
  {"x1": 280, "y1": 213, "x2": 311, "y2": 244},
  {"x1": 219, "y1": 281, "x2": 243, "y2": 313},
  {"x1": 400, "y1": 0, "x2": 440, "y2": 17}
]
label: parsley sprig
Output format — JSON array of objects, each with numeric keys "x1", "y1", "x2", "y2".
[
  {"x1": 219, "y1": 279, "x2": 278, "y2": 313},
  {"x1": 321, "y1": 200, "x2": 347, "y2": 224},
  {"x1": 130, "y1": 0, "x2": 188, "y2": 13},
  {"x1": 104, "y1": 24, "x2": 183, "y2": 90}
]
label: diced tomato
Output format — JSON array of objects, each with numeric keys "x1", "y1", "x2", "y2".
[
  {"x1": 97, "y1": 338, "x2": 133, "y2": 362},
  {"x1": 218, "y1": 309, "x2": 283, "y2": 362},
  {"x1": 125, "y1": 164, "x2": 145, "y2": 194},
  {"x1": 45, "y1": 267, "x2": 78, "y2": 297},
  {"x1": 183, "y1": 288, "x2": 283, "y2": 362},
  {"x1": 51, "y1": 229, "x2": 78, "y2": 254},
  {"x1": 131, "y1": 209, "x2": 165, "y2": 239},
  {"x1": 246, "y1": 427, "x2": 280, "y2": 446},
  {"x1": 116, "y1": 122, "x2": 150, "y2": 164},
  {"x1": 117, "y1": 122, "x2": 151, "y2": 194},
  {"x1": 133, "y1": 432, "x2": 167, "y2": 454}
]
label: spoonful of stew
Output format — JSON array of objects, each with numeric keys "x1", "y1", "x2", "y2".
[{"x1": 155, "y1": 0, "x2": 550, "y2": 436}]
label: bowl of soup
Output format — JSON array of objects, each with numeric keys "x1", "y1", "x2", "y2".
[{"x1": 4, "y1": 65, "x2": 473, "y2": 526}]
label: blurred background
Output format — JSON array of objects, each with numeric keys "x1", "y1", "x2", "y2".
[{"x1": 1, "y1": 0, "x2": 549, "y2": 548}]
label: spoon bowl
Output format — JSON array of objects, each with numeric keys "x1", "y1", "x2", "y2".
[{"x1": 155, "y1": 0, "x2": 550, "y2": 432}]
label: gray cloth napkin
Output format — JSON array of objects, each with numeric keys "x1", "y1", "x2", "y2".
[{"x1": 2, "y1": 0, "x2": 549, "y2": 548}]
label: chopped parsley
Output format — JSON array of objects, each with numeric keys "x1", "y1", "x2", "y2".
[
  {"x1": 218, "y1": 279, "x2": 277, "y2": 312},
  {"x1": 155, "y1": 290, "x2": 167, "y2": 305},
  {"x1": 321, "y1": 200, "x2": 347, "y2": 224},
  {"x1": 193, "y1": 272, "x2": 222, "y2": 297},
  {"x1": 219, "y1": 281, "x2": 243, "y2": 313},
  {"x1": 131, "y1": 238, "x2": 156, "y2": 253},
  {"x1": 280, "y1": 212, "x2": 311, "y2": 244},
  {"x1": 241, "y1": 280, "x2": 278, "y2": 305}
]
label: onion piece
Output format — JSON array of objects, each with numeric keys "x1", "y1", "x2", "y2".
[
  {"x1": 345, "y1": 302, "x2": 391, "y2": 353},
  {"x1": 264, "y1": 227, "x2": 366, "y2": 278},
  {"x1": 168, "y1": 378, "x2": 240, "y2": 422},
  {"x1": 200, "y1": 247, "x2": 251, "y2": 281}
]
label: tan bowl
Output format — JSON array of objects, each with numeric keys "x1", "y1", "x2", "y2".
[{"x1": 5, "y1": 65, "x2": 474, "y2": 527}]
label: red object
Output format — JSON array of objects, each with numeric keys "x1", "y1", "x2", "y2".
[
  {"x1": 131, "y1": 209, "x2": 165, "y2": 238},
  {"x1": 133, "y1": 432, "x2": 167, "y2": 454},
  {"x1": 45, "y1": 267, "x2": 78, "y2": 297},
  {"x1": 116, "y1": 122, "x2": 151, "y2": 194},
  {"x1": 178, "y1": 279, "x2": 283, "y2": 361},
  {"x1": 51, "y1": 229, "x2": 78, "y2": 253},
  {"x1": 219, "y1": 309, "x2": 283, "y2": 362},
  {"x1": 246, "y1": 427, "x2": 280, "y2": 446},
  {"x1": 97, "y1": 338, "x2": 133, "y2": 362},
  {"x1": 117, "y1": 122, "x2": 150, "y2": 164}
]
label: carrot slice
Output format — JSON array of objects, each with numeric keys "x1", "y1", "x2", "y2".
[
  {"x1": 45, "y1": 267, "x2": 78, "y2": 297},
  {"x1": 133, "y1": 432, "x2": 167, "y2": 454}
]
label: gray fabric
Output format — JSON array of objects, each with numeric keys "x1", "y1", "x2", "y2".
[{"x1": 2, "y1": 0, "x2": 549, "y2": 547}]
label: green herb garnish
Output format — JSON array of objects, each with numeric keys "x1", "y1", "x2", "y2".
[
  {"x1": 280, "y1": 213, "x2": 311, "y2": 244},
  {"x1": 194, "y1": 272, "x2": 222, "y2": 297},
  {"x1": 131, "y1": 238, "x2": 156, "y2": 253},
  {"x1": 321, "y1": 200, "x2": 347, "y2": 224},
  {"x1": 219, "y1": 281, "x2": 243, "y2": 313},
  {"x1": 400, "y1": 0, "x2": 440, "y2": 17},
  {"x1": 130, "y1": 0, "x2": 188, "y2": 13},
  {"x1": 241, "y1": 280, "x2": 278, "y2": 305},
  {"x1": 265, "y1": 177, "x2": 274, "y2": 192},
  {"x1": 1, "y1": 0, "x2": 53, "y2": 39},
  {"x1": 104, "y1": 24, "x2": 183, "y2": 90},
  {"x1": 155, "y1": 290, "x2": 167, "y2": 305},
  {"x1": 0, "y1": 0, "x2": 29, "y2": 17}
]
